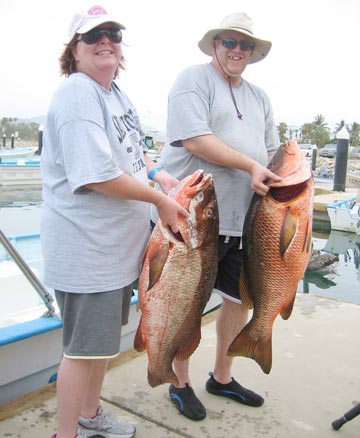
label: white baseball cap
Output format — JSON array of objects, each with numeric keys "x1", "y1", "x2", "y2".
[{"x1": 68, "y1": 5, "x2": 125, "y2": 42}]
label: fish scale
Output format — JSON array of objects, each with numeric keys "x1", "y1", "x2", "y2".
[
  {"x1": 228, "y1": 140, "x2": 314, "y2": 374},
  {"x1": 134, "y1": 169, "x2": 219, "y2": 387}
]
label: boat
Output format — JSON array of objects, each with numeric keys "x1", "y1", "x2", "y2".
[
  {"x1": 325, "y1": 195, "x2": 360, "y2": 234},
  {"x1": 0, "y1": 230, "x2": 222, "y2": 405},
  {"x1": 323, "y1": 229, "x2": 360, "y2": 257},
  {"x1": 0, "y1": 146, "x2": 38, "y2": 159},
  {"x1": 0, "y1": 156, "x2": 41, "y2": 186}
]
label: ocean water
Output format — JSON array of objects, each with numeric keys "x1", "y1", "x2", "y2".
[{"x1": 0, "y1": 186, "x2": 359, "y2": 324}]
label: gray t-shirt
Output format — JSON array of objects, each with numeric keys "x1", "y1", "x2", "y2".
[
  {"x1": 155, "y1": 63, "x2": 279, "y2": 236},
  {"x1": 41, "y1": 73, "x2": 150, "y2": 293}
]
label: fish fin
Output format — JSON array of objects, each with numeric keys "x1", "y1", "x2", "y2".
[
  {"x1": 227, "y1": 321, "x2": 272, "y2": 374},
  {"x1": 280, "y1": 292, "x2": 296, "y2": 320},
  {"x1": 279, "y1": 208, "x2": 298, "y2": 259},
  {"x1": 133, "y1": 321, "x2": 146, "y2": 352},
  {"x1": 146, "y1": 241, "x2": 170, "y2": 290},
  {"x1": 303, "y1": 218, "x2": 312, "y2": 254},
  {"x1": 239, "y1": 269, "x2": 254, "y2": 309},
  {"x1": 175, "y1": 327, "x2": 201, "y2": 361},
  {"x1": 148, "y1": 367, "x2": 179, "y2": 388}
]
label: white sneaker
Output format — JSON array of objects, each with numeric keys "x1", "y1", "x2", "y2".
[{"x1": 78, "y1": 406, "x2": 136, "y2": 438}]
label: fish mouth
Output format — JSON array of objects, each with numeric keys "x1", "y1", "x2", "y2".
[
  {"x1": 164, "y1": 170, "x2": 214, "y2": 244},
  {"x1": 187, "y1": 169, "x2": 212, "y2": 193},
  {"x1": 270, "y1": 180, "x2": 309, "y2": 202}
]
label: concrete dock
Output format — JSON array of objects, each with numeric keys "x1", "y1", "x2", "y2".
[
  {"x1": 1, "y1": 293, "x2": 359, "y2": 438},
  {"x1": 1, "y1": 180, "x2": 360, "y2": 438}
]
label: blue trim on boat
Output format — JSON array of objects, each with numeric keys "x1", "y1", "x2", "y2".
[
  {"x1": 0, "y1": 290, "x2": 139, "y2": 347},
  {"x1": 0, "y1": 316, "x2": 63, "y2": 346},
  {"x1": 7, "y1": 233, "x2": 40, "y2": 241},
  {"x1": 326, "y1": 195, "x2": 357, "y2": 209},
  {"x1": 0, "y1": 159, "x2": 40, "y2": 167}
]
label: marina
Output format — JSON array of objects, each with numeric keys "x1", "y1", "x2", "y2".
[{"x1": 0, "y1": 183, "x2": 360, "y2": 437}]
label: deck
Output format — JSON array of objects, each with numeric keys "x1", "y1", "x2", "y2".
[{"x1": 1, "y1": 293, "x2": 359, "y2": 438}]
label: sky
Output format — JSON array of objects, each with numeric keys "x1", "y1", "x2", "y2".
[{"x1": 0, "y1": 0, "x2": 359, "y2": 135}]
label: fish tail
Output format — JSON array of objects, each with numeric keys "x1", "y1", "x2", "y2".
[
  {"x1": 133, "y1": 324, "x2": 145, "y2": 352},
  {"x1": 148, "y1": 367, "x2": 179, "y2": 388},
  {"x1": 227, "y1": 323, "x2": 272, "y2": 374}
]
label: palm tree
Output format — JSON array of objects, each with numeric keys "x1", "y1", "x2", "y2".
[
  {"x1": 334, "y1": 120, "x2": 347, "y2": 136},
  {"x1": 314, "y1": 114, "x2": 328, "y2": 129},
  {"x1": 349, "y1": 122, "x2": 360, "y2": 147},
  {"x1": 277, "y1": 122, "x2": 288, "y2": 143}
]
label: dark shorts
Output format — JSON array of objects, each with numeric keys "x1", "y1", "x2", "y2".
[
  {"x1": 55, "y1": 285, "x2": 133, "y2": 359},
  {"x1": 150, "y1": 220, "x2": 243, "y2": 303},
  {"x1": 214, "y1": 236, "x2": 243, "y2": 303}
]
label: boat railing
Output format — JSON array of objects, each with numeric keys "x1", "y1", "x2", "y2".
[{"x1": 0, "y1": 229, "x2": 55, "y2": 316}]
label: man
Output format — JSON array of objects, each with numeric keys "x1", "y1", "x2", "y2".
[{"x1": 151, "y1": 12, "x2": 281, "y2": 421}]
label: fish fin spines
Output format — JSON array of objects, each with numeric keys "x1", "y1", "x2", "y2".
[
  {"x1": 175, "y1": 327, "x2": 201, "y2": 361},
  {"x1": 279, "y1": 208, "x2": 298, "y2": 259},
  {"x1": 303, "y1": 217, "x2": 312, "y2": 254},
  {"x1": 133, "y1": 323, "x2": 146, "y2": 352},
  {"x1": 239, "y1": 270, "x2": 254, "y2": 309},
  {"x1": 280, "y1": 292, "x2": 296, "y2": 320},
  {"x1": 228, "y1": 323, "x2": 272, "y2": 374},
  {"x1": 147, "y1": 241, "x2": 170, "y2": 290}
]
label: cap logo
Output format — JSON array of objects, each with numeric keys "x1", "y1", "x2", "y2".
[{"x1": 87, "y1": 5, "x2": 107, "y2": 16}]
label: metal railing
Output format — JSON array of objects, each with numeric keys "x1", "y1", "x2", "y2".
[{"x1": 0, "y1": 229, "x2": 55, "y2": 316}]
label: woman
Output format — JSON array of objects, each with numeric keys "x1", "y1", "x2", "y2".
[{"x1": 41, "y1": 6, "x2": 186, "y2": 438}]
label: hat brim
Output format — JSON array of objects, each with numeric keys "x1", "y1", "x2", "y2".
[
  {"x1": 77, "y1": 17, "x2": 126, "y2": 35},
  {"x1": 198, "y1": 28, "x2": 271, "y2": 64}
]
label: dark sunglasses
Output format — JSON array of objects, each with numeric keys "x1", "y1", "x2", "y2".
[
  {"x1": 77, "y1": 27, "x2": 122, "y2": 45},
  {"x1": 216, "y1": 37, "x2": 255, "y2": 52}
]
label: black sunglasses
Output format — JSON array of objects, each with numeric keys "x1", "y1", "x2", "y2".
[
  {"x1": 77, "y1": 27, "x2": 122, "y2": 45},
  {"x1": 216, "y1": 37, "x2": 255, "y2": 52}
]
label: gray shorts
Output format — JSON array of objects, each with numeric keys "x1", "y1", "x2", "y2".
[{"x1": 55, "y1": 285, "x2": 133, "y2": 359}]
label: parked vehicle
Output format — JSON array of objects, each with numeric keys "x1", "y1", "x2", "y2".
[
  {"x1": 350, "y1": 147, "x2": 360, "y2": 159},
  {"x1": 299, "y1": 144, "x2": 315, "y2": 157},
  {"x1": 319, "y1": 144, "x2": 337, "y2": 158}
]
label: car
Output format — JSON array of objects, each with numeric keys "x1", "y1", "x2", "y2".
[
  {"x1": 299, "y1": 144, "x2": 316, "y2": 157},
  {"x1": 350, "y1": 147, "x2": 360, "y2": 159},
  {"x1": 319, "y1": 144, "x2": 337, "y2": 158}
]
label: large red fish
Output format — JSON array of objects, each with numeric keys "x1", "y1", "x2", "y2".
[
  {"x1": 134, "y1": 170, "x2": 219, "y2": 387},
  {"x1": 228, "y1": 140, "x2": 314, "y2": 374}
]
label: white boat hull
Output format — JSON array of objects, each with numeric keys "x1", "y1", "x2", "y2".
[
  {"x1": 326, "y1": 195, "x2": 360, "y2": 234},
  {"x1": 0, "y1": 147, "x2": 37, "y2": 159},
  {"x1": 0, "y1": 158, "x2": 41, "y2": 186},
  {"x1": 0, "y1": 289, "x2": 222, "y2": 405}
]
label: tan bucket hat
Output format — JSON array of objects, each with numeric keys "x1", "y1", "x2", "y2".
[{"x1": 198, "y1": 12, "x2": 272, "y2": 64}]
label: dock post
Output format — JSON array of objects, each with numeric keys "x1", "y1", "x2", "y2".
[
  {"x1": 2, "y1": 134, "x2": 6, "y2": 148},
  {"x1": 333, "y1": 127, "x2": 350, "y2": 192},
  {"x1": 11, "y1": 133, "x2": 15, "y2": 148},
  {"x1": 38, "y1": 124, "x2": 44, "y2": 155},
  {"x1": 311, "y1": 145, "x2": 317, "y2": 171}
]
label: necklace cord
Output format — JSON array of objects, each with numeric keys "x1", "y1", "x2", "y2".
[{"x1": 214, "y1": 42, "x2": 243, "y2": 120}]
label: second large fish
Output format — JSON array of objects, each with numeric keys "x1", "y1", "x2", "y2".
[
  {"x1": 228, "y1": 140, "x2": 314, "y2": 374},
  {"x1": 134, "y1": 169, "x2": 219, "y2": 387}
]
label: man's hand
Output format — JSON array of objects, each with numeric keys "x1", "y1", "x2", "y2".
[{"x1": 250, "y1": 162, "x2": 281, "y2": 196}]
